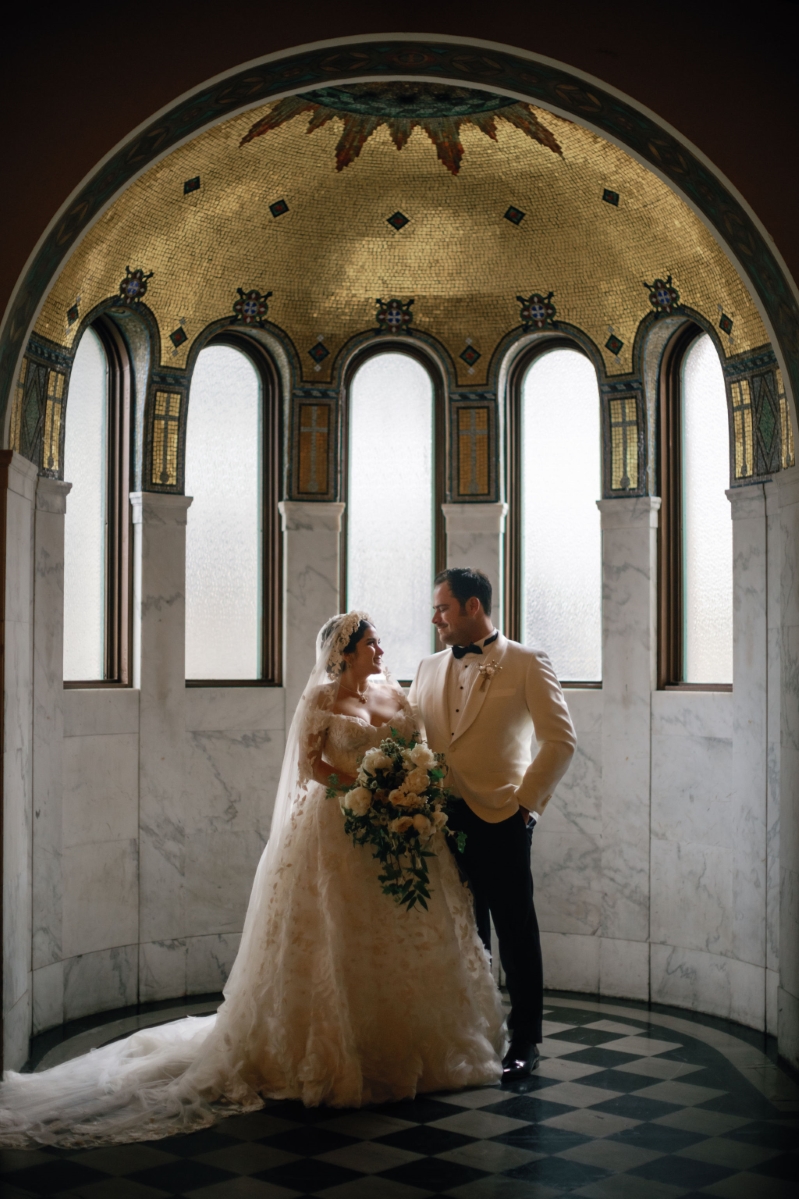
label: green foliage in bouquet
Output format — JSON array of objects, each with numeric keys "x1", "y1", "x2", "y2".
[{"x1": 327, "y1": 729, "x2": 466, "y2": 911}]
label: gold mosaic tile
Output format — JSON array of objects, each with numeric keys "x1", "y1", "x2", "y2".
[
  {"x1": 297, "y1": 403, "x2": 330, "y2": 494},
  {"x1": 457, "y1": 406, "x2": 490, "y2": 496},
  {"x1": 151, "y1": 391, "x2": 181, "y2": 486},
  {"x1": 36, "y1": 101, "x2": 769, "y2": 387},
  {"x1": 609, "y1": 395, "x2": 639, "y2": 490},
  {"x1": 730, "y1": 379, "x2": 754, "y2": 479},
  {"x1": 777, "y1": 368, "x2": 796, "y2": 469}
]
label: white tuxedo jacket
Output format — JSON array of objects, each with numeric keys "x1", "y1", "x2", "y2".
[{"x1": 408, "y1": 633, "x2": 576, "y2": 824}]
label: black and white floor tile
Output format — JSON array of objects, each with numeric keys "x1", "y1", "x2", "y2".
[{"x1": 3, "y1": 993, "x2": 798, "y2": 1197}]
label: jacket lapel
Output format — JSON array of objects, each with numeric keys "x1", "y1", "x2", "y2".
[{"x1": 451, "y1": 633, "x2": 509, "y2": 744}]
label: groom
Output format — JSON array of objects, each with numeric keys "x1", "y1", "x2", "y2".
[{"x1": 409, "y1": 567, "x2": 576, "y2": 1078}]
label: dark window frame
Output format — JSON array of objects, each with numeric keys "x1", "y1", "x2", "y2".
[
  {"x1": 64, "y1": 317, "x2": 132, "y2": 689},
  {"x1": 340, "y1": 343, "x2": 446, "y2": 686},
  {"x1": 185, "y1": 331, "x2": 283, "y2": 688},
  {"x1": 657, "y1": 322, "x2": 733, "y2": 692},
  {"x1": 505, "y1": 338, "x2": 603, "y2": 689}
]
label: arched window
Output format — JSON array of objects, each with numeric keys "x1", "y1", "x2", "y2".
[
  {"x1": 658, "y1": 327, "x2": 732, "y2": 687},
  {"x1": 185, "y1": 339, "x2": 281, "y2": 684},
  {"x1": 63, "y1": 321, "x2": 131, "y2": 684},
  {"x1": 507, "y1": 345, "x2": 602, "y2": 682},
  {"x1": 345, "y1": 350, "x2": 442, "y2": 682}
]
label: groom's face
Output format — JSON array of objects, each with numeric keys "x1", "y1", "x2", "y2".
[{"x1": 432, "y1": 582, "x2": 475, "y2": 647}]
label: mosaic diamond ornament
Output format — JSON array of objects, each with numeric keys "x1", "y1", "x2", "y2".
[
  {"x1": 643, "y1": 274, "x2": 681, "y2": 316},
  {"x1": 270, "y1": 198, "x2": 289, "y2": 217},
  {"x1": 118, "y1": 266, "x2": 153, "y2": 305},
  {"x1": 606, "y1": 333, "x2": 624, "y2": 356},
  {"x1": 231, "y1": 287, "x2": 273, "y2": 327},
  {"x1": 66, "y1": 304, "x2": 80, "y2": 326},
  {"x1": 169, "y1": 327, "x2": 188, "y2": 348},
  {"x1": 602, "y1": 188, "x2": 620, "y2": 206},
  {"x1": 460, "y1": 344, "x2": 481, "y2": 366},
  {"x1": 504, "y1": 205, "x2": 526, "y2": 225},
  {"x1": 517, "y1": 291, "x2": 556, "y2": 330},
  {"x1": 375, "y1": 297, "x2": 414, "y2": 334},
  {"x1": 308, "y1": 342, "x2": 329, "y2": 363},
  {"x1": 387, "y1": 211, "x2": 410, "y2": 231},
  {"x1": 183, "y1": 176, "x2": 200, "y2": 195},
  {"x1": 719, "y1": 312, "x2": 734, "y2": 335}
]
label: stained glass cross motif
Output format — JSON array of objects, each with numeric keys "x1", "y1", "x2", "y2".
[
  {"x1": 730, "y1": 379, "x2": 753, "y2": 479},
  {"x1": 299, "y1": 403, "x2": 329, "y2": 494},
  {"x1": 458, "y1": 406, "x2": 489, "y2": 495},
  {"x1": 152, "y1": 392, "x2": 181, "y2": 486},
  {"x1": 609, "y1": 395, "x2": 637, "y2": 489}
]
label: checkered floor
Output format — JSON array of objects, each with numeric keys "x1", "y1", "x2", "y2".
[{"x1": 2, "y1": 996, "x2": 798, "y2": 1197}]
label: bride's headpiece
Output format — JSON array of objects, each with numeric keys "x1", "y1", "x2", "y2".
[{"x1": 318, "y1": 611, "x2": 373, "y2": 676}]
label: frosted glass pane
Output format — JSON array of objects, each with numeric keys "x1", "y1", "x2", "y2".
[
  {"x1": 185, "y1": 346, "x2": 262, "y2": 679},
  {"x1": 522, "y1": 349, "x2": 602, "y2": 681},
  {"x1": 63, "y1": 327, "x2": 108, "y2": 680},
  {"x1": 347, "y1": 353, "x2": 434, "y2": 680},
  {"x1": 682, "y1": 334, "x2": 733, "y2": 683}
]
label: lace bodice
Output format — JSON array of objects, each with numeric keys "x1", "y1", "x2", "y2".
[{"x1": 323, "y1": 700, "x2": 415, "y2": 775}]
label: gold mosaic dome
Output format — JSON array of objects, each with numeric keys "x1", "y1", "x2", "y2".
[{"x1": 35, "y1": 84, "x2": 767, "y2": 384}]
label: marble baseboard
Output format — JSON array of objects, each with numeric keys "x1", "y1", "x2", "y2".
[
  {"x1": 32, "y1": 960, "x2": 64, "y2": 1035},
  {"x1": 541, "y1": 933, "x2": 649, "y2": 1001},
  {"x1": 650, "y1": 943, "x2": 765, "y2": 1031},
  {"x1": 778, "y1": 986, "x2": 799, "y2": 1070},
  {"x1": 139, "y1": 933, "x2": 242, "y2": 1002},
  {"x1": 63, "y1": 945, "x2": 138, "y2": 1022},
  {"x1": 4, "y1": 988, "x2": 31, "y2": 1071}
]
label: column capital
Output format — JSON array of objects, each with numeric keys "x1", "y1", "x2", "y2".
[
  {"x1": 441, "y1": 502, "x2": 508, "y2": 535},
  {"x1": 130, "y1": 492, "x2": 193, "y2": 526},
  {"x1": 35, "y1": 477, "x2": 72, "y2": 514},
  {"x1": 726, "y1": 483, "x2": 766, "y2": 521},
  {"x1": 597, "y1": 496, "x2": 660, "y2": 530},
  {"x1": 279, "y1": 500, "x2": 345, "y2": 533}
]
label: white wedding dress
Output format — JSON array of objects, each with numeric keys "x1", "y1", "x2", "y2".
[{"x1": 0, "y1": 675, "x2": 503, "y2": 1148}]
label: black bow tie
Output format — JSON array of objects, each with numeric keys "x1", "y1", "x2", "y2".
[{"x1": 452, "y1": 631, "x2": 498, "y2": 659}]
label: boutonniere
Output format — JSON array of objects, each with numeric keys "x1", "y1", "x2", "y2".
[{"x1": 477, "y1": 660, "x2": 503, "y2": 691}]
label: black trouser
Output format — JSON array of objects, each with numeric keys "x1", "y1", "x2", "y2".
[{"x1": 447, "y1": 801, "x2": 543, "y2": 1044}]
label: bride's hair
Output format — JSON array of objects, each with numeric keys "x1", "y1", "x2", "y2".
[{"x1": 318, "y1": 611, "x2": 373, "y2": 675}]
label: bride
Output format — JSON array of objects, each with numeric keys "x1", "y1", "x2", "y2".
[{"x1": 0, "y1": 612, "x2": 504, "y2": 1148}]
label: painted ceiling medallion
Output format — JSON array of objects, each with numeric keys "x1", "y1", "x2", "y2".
[{"x1": 240, "y1": 83, "x2": 563, "y2": 175}]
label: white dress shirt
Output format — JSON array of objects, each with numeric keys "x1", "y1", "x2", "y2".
[{"x1": 446, "y1": 631, "x2": 497, "y2": 737}]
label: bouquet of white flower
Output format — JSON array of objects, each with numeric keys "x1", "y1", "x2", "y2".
[{"x1": 328, "y1": 730, "x2": 465, "y2": 911}]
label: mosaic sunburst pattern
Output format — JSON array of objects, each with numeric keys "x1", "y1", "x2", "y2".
[{"x1": 240, "y1": 82, "x2": 563, "y2": 175}]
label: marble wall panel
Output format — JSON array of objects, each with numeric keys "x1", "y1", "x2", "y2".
[
  {"x1": 651, "y1": 694, "x2": 733, "y2": 848},
  {"x1": 183, "y1": 830, "x2": 265, "y2": 940},
  {"x1": 63, "y1": 945, "x2": 138, "y2": 1022},
  {"x1": 442, "y1": 503, "x2": 507, "y2": 628},
  {"x1": 187, "y1": 933, "x2": 241, "y2": 994},
  {"x1": 651, "y1": 943, "x2": 764, "y2": 1030},
  {"x1": 62, "y1": 733, "x2": 139, "y2": 848},
  {"x1": 766, "y1": 482, "x2": 781, "y2": 995},
  {"x1": 597, "y1": 498, "x2": 658, "y2": 946},
  {"x1": 139, "y1": 939, "x2": 188, "y2": 1004},
  {"x1": 62, "y1": 687, "x2": 140, "y2": 738},
  {"x1": 185, "y1": 686, "x2": 285, "y2": 733},
  {"x1": 32, "y1": 480, "x2": 70, "y2": 972},
  {"x1": 62, "y1": 839, "x2": 138, "y2": 958},
  {"x1": 3, "y1": 454, "x2": 37, "y2": 1069},
  {"x1": 650, "y1": 838, "x2": 732, "y2": 957},
  {"x1": 133, "y1": 493, "x2": 192, "y2": 946},
  {"x1": 184, "y1": 727, "x2": 284, "y2": 840},
  {"x1": 599, "y1": 937, "x2": 649, "y2": 1000},
  {"x1": 779, "y1": 467, "x2": 799, "y2": 1065},
  {"x1": 280, "y1": 501, "x2": 344, "y2": 718}
]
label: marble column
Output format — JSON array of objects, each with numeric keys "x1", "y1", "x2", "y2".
[
  {"x1": 1, "y1": 452, "x2": 38, "y2": 1069},
  {"x1": 597, "y1": 497, "x2": 660, "y2": 999},
  {"x1": 279, "y1": 501, "x2": 345, "y2": 720},
  {"x1": 31, "y1": 478, "x2": 71, "y2": 1034},
  {"x1": 442, "y1": 502, "x2": 508, "y2": 629},
  {"x1": 778, "y1": 463, "x2": 799, "y2": 1067},
  {"x1": 131, "y1": 492, "x2": 192, "y2": 988},
  {"x1": 726, "y1": 486, "x2": 768, "y2": 1030}
]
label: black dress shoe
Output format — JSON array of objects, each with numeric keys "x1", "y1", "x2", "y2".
[{"x1": 501, "y1": 1037, "x2": 540, "y2": 1078}]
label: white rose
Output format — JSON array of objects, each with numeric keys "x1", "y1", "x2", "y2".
[
  {"x1": 412, "y1": 813, "x2": 433, "y2": 837},
  {"x1": 432, "y1": 809, "x2": 448, "y2": 829},
  {"x1": 404, "y1": 767, "x2": 430, "y2": 794},
  {"x1": 344, "y1": 786, "x2": 372, "y2": 816},
  {"x1": 409, "y1": 743, "x2": 437, "y2": 769},
  {"x1": 389, "y1": 815, "x2": 414, "y2": 833},
  {"x1": 361, "y1": 748, "x2": 392, "y2": 772}
]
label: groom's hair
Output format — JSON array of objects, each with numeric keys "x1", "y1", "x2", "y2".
[{"x1": 434, "y1": 567, "x2": 492, "y2": 616}]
